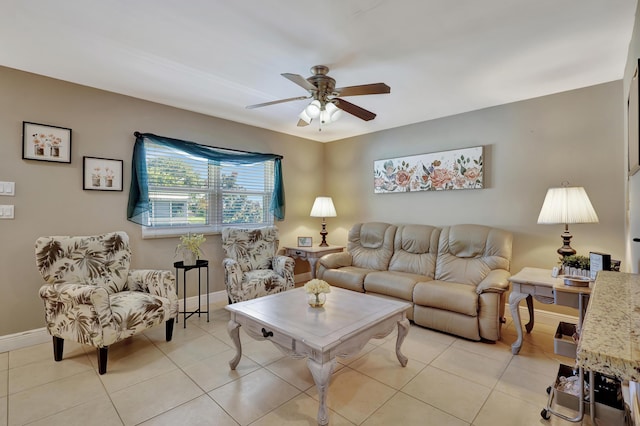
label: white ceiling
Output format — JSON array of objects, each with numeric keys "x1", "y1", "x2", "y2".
[{"x1": 1, "y1": 1, "x2": 637, "y2": 142}]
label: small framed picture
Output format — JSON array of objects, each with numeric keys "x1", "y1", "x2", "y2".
[
  {"x1": 297, "y1": 236, "x2": 312, "y2": 247},
  {"x1": 22, "y1": 122, "x2": 72, "y2": 163},
  {"x1": 83, "y1": 156, "x2": 123, "y2": 191}
]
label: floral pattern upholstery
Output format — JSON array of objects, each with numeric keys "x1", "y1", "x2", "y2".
[
  {"x1": 35, "y1": 232, "x2": 178, "y2": 365},
  {"x1": 222, "y1": 226, "x2": 295, "y2": 303}
]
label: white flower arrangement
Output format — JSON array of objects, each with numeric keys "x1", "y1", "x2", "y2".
[{"x1": 304, "y1": 279, "x2": 331, "y2": 295}]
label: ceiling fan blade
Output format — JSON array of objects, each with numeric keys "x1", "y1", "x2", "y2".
[
  {"x1": 281, "y1": 73, "x2": 317, "y2": 92},
  {"x1": 334, "y1": 98, "x2": 377, "y2": 121},
  {"x1": 246, "y1": 95, "x2": 310, "y2": 109},
  {"x1": 334, "y1": 83, "x2": 390, "y2": 97},
  {"x1": 297, "y1": 118, "x2": 310, "y2": 127}
]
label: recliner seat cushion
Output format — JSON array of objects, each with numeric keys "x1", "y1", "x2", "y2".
[
  {"x1": 321, "y1": 266, "x2": 373, "y2": 292},
  {"x1": 364, "y1": 271, "x2": 424, "y2": 301},
  {"x1": 413, "y1": 280, "x2": 478, "y2": 317}
]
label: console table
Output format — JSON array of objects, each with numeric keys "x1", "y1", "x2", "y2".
[
  {"x1": 508, "y1": 267, "x2": 591, "y2": 354},
  {"x1": 283, "y1": 245, "x2": 344, "y2": 278},
  {"x1": 174, "y1": 260, "x2": 209, "y2": 328}
]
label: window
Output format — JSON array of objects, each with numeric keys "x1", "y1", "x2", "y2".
[{"x1": 140, "y1": 140, "x2": 276, "y2": 237}]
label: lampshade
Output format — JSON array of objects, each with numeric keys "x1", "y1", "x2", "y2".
[
  {"x1": 310, "y1": 196, "x2": 337, "y2": 218},
  {"x1": 305, "y1": 100, "x2": 321, "y2": 119},
  {"x1": 298, "y1": 109, "x2": 312, "y2": 124},
  {"x1": 537, "y1": 186, "x2": 599, "y2": 225},
  {"x1": 325, "y1": 102, "x2": 342, "y2": 122}
]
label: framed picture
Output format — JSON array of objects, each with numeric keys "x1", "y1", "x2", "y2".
[
  {"x1": 374, "y1": 146, "x2": 483, "y2": 193},
  {"x1": 83, "y1": 156, "x2": 123, "y2": 191},
  {"x1": 629, "y1": 59, "x2": 640, "y2": 176},
  {"x1": 22, "y1": 122, "x2": 72, "y2": 163},
  {"x1": 297, "y1": 236, "x2": 312, "y2": 247}
]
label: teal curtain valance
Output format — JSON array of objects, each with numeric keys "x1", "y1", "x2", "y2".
[{"x1": 127, "y1": 132, "x2": 285, "y2": 225}]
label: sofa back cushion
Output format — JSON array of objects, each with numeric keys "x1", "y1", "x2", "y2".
[
  {"x1": 348, "y1": 222, "x2": 397, "y2": 270},
  {"x1": 35, "y1": 232, "x2": 131, "y2": 293},
  {"x1": 222, "y1": 226, "x2": 279, "y2": 272},
  {"x1": 435, "y1": 225, "x2": 512, "y2": 286},
  {"x1": 389, "y1": 224, "x2": 440, "y2": 278}
]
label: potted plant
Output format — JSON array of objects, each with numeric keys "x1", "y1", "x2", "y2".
[
  {"x1": 176, "y1": 233, "x2": 206, "y2": 266},
  {"x1": 561, "y1": 254, "x2": 590, "y2": 276}
]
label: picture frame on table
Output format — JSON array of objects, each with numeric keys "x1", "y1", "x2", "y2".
[
  {"x1": 83, "y1": 156, "x2": 123, "y2": 191},
  {"x1": 297, "y1": 236, "x2": 313, "y2": 247},
  {"x1": 22, "y1": 122, "x2": 72, "y2": 163}
]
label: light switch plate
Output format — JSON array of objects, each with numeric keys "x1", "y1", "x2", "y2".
[
  {"x1": 0, "y1": 182, "x2": 15, "y2": 196},
  {"x1": 0, "y1": 205, "x2": 14, "y2": 219}
]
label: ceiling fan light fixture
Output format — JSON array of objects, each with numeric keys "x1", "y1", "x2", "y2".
[
  {"x1": 325, "y1": 102, "x2": 342, "y2": 122},
  {"x1": 298, "y1": 109, "x2": 312, "y2": 124},
  {"x1": 305, "y1": 100, "x2": 321, "y2": 118}
]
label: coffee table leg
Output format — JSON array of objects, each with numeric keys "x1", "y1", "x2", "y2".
[
  {"x1": 307, "y1": 358, "x2": 336, "y2": 426},
  {"x1": 227, "y1": 319, "x2": 242, "y2": 370},
  {"x1": 396, "y1": 318, "x2": 410, "y2": 367}
]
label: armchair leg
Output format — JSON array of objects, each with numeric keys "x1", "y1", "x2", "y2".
[
  {"x1": 52, "y1": 336, "x2": 64, "y2": 362},
  {"x1": 166, "y1": 318, "x2": 175, "y2": 342},
  {"x1": 97, "y1": 347, "x2": 109, "y2": 375}
]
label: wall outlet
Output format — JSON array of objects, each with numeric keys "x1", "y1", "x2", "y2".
[
  {"x1": 0, "y1": 205, "x2": 14, "y2": 219},
  {"x1": 0, "y1": 182, "x2": 15, "y2": 196}
]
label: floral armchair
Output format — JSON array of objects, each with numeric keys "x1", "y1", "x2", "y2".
[
  {"x1": 35, "y1": 231, "x2": 178, "y2": 374},
  {"x1": 222, "y1": 226, "x2": 295, "y2": 303}
]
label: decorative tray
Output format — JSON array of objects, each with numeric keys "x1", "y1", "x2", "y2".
[{"x1": 563, "y1": 275, "x2": 591, "y2": 287}]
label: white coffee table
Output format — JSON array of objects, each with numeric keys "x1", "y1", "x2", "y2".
[{"x1": 225, "y1": 286, "x2": 411, "y2": 425}]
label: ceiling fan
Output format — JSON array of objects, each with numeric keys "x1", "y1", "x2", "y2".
[{"x1": 246, "y1": 65, "x2": 390, "y2": 127}]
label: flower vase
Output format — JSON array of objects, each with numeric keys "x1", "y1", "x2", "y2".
[
  {"x1": 183, "y1": 250, "x2": 197, "y2": 266},
  {"x1": 308, "y1": 292, "x2": 326, "y2": 308}
]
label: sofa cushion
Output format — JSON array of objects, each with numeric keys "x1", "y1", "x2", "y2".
[
  {"x1": 388, "y1": 224, "x2": 439, "y2": 277},
  {"x1": 321, "y1": 266, "x2": 373, "y2": 292},
  {"x1": 348, "y1": 222, "x2": 396, "y2": 270},
  {"x1": 364, "y1": 271, "x2": 424, "y2": 301},
  {"x1": 413, "y1": 280, "x2": 478, "y2": 317}
]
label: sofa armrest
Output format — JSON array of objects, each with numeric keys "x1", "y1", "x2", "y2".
[
  {"x1": 319, "y1": 252, "x2": 353, "y2": 269},
  {"x1": 476, "y1": 269, "x2": 511, "y2": 294}
]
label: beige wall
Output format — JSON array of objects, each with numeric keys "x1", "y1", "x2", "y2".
[
  {"x1": 324, "y1": 82, "x2": 626, "y2": 314},
  {"x1": 0, "y1": 66, "x2": 323, "y2": 335},
  {"x1": 0, "y1": 65, "x2": 627, "y2": 336}
]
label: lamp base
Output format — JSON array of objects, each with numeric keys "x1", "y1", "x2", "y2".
[
  {"x1": 319, "y1": 220, "x2": 329, "y2": 247},
  {"x1": 557, "y1": 229, "x2": 576, "y2": 259}
]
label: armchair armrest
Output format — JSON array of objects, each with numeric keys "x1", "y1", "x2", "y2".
[
  {"x1": 273, "y1": 254, "x2": 295, "y2": 276},
  {"x1": 476, "y1": 269, "x2": 511, "y2": 294},
  {"x1": 223, "y1": 258, "x2": 244, "y2": 287},
  {"x1": 39, "y1": 283, "x2": 115, "y2": 345},
  {"x1": 319, "y1": 252, "x2": 353, "y2": 269},
  {"x1": 128, "y1": 270, "x2": 178, "y2": 319},
  {"x1": 273, "y1": 255, "x2": 295, "y2": 289}
]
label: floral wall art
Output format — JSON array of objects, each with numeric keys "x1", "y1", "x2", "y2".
[
  {"x1": 22, "y1": 121, "x2": 72, "y2": 163},
  {"x1": 83, "y1": 156, "x2": 123, "y2": 191},
  {"x1": 373, "y1": 146, "x2": 483, "y2": 193}
]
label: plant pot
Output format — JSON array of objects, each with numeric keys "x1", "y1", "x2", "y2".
[{"x1": 183, "y1": 250, "x2": 197, "y2": 266}]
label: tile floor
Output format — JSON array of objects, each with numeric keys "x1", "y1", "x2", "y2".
[{"x1": 0, "y1": 304, "x2": 620, "y2": 425}]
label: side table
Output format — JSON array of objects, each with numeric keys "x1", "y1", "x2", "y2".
[
  {"x1": 508, "y1": 267, "x2": 591, "y2": 355},
  {"x1": 283, "y1": 245, "x2": 344, "y2": 278},
  {"x1": 174, "y1": 260, "x2": 210, "y2": 328}
]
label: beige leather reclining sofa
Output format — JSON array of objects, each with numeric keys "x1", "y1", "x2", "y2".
[{"x1": 317, "y1": 222, "x2": 513, "y2": 342}]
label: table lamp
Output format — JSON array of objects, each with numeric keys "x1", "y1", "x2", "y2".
[
  {"x1": 537, "y1": 183, "x2": 599, "y2": 258},
  {"x1": 310, "y1": 196, "x2": 337, "y2": 247}
]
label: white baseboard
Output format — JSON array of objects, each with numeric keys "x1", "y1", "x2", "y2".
[{"x1": 0, "y1": 290, "x2": 229, "y2": 354}]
